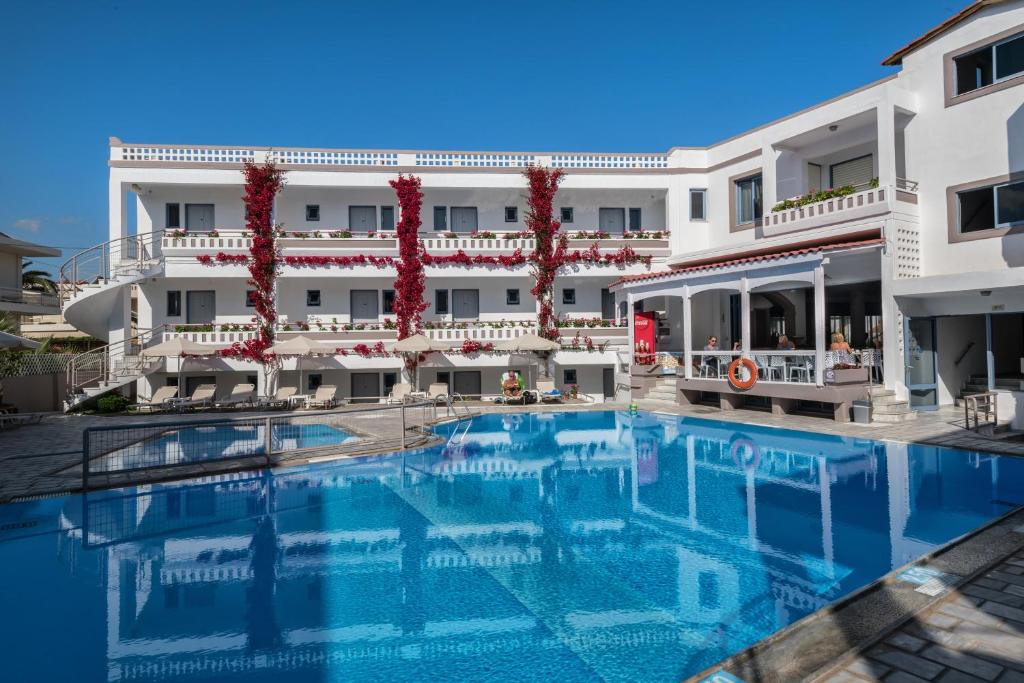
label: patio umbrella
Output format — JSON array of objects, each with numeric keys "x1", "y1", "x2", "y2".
[
  {"x1": 267, "y1": 335, "x2": 336, "y2": 394},
  {"x1": 391, "y1": 333, "x2": 450, "y2": 390},
  {"x1": 0, "y1": 330, "x2": 40, "y2": 350},
  {"x1": 141, "y1": 337, "x2": 218, "y2": 391},
  {"x1": 494, "y1": 333, "x2": 561, "y2": 391}
]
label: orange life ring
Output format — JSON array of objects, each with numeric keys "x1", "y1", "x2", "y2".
[
  {"x1": 730, "y1": 436, "x2": 760, "y2": 471},
  {"x1": 727, "y1": 358, "x2": 758, "y2": 390}
]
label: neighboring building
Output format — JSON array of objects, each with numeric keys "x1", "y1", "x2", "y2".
[
  {"x1": 63, "y1": 0, "x2": 1024, "y2": 422},
  {"x1": 0, "y1": 232, "x2": 61, "y2": 326}
]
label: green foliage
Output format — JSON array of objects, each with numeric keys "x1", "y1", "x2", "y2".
[
  {"x1": 97, "y1": 394, "x2": 131, "y2": 413},
  {"x1": 771, "y1": 184, "x2": 856, "y2": 212}
]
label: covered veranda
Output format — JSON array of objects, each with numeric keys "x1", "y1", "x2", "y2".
[{"x1": 612, "y1": 237, "x2": 891, "y2": 420}]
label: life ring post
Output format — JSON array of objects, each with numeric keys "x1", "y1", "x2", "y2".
[{"x1": 726, "y1": 358, "x2": 758, "y2": 391}]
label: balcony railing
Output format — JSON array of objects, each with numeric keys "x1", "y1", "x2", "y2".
[
  {"x1": 763, "y1": 183, "x2": 917, "y2": 237},
  {"x1": 0, "y1": 286, "x2": 59, "y2": 310}
]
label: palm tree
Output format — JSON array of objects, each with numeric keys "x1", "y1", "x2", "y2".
[
  {"x1": 22, "y1": 261, "x2": 56, "y2": 294},
  {"x1": 0, "y1": 312, "x2": 15, "y2": 334}
]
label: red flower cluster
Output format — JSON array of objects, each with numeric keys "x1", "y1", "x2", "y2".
[
  {"x1": 390, "y1": 175, "x2": 428, "y2": 340},
  {"x1": 350, "y1": 341, "x2": 388, "y2": 357},
  {"x1": 196, "y1": 252, "x2": 249, "y2": 265},
  {"x1": 524, "y1": 166, "x2": 566, "y2": 340},
  {"x1": 562, "y1": 243, "x2": 652, "y2": 266},
  {"x1": 283, "y1": 254, "x2": 396, "y2": 268},
  {"x1": 459, "y1": 339, "x2": 495, "y2": 354},
  {"x1": 421, "y1": 249, "x2": 527, "y2": 267}
]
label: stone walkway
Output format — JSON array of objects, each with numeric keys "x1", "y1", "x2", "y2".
[{"x1": 813, "y1": 543, "x2": 1024, "y2": 683}]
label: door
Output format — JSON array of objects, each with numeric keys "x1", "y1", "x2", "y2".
[
  {"x1": 603, "y1": 368, "x2": 615, "y2": 399},
  {"x1": 904, "y1": 317, "x2": 938, "y2": 410},
  {"x1": 349, "y1": 206, "x2": 377, "y2": 232},
  {"x1": 453, "y1": 371, "x2": 481, "y2": 398},
  {"x1": 807, "y1": 162, "x2": 823, "y2": 192},
  {"x1": 350, "y1": 373, "x2": 379, "y2": 403},
  {"x1": 186, "y1": 291, "x2": 216, "y2": 324},
  {"x1": 350, "y1": 290, "x2": 379, "y2": 322},
  {"x1": 599, "y1": 208, "x2": 625, "y2": 233},
  {"x1": 452, "y1": 289, "x2": 479, "y2": 320},
  {"x1": 601, "y1": 288, "x2": 615, "y2": 320},
  {"x1": 185, "y1": 204, "x2": 215, "y2": 232},
  {"x1": 450, "y1": 207, "x2": 478, "y2": 233}
]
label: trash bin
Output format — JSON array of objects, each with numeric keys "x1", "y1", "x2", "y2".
[{"x1": 853, "y1": 399, "x2": 872, "y2": 424}]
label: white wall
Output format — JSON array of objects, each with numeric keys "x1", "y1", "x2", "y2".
[{"x1": 936, "y1": 315, "x2": 987, "y2": 405}]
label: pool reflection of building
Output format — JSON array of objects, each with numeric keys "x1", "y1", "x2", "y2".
[{"x1": 70, "y1": 412, "x2": 1018, "y2": 682}]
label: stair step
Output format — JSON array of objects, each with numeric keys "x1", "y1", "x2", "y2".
[
  {"x1": 870, "y1": 394, "x2": 904, "y2": 406},
  {"x1": 872, "y1": 402, "x2": 914, "y2": 415},
  {"x1": 873, "y1": 411, "x2": 918, "y2": 423},
  {"x1": 868, "y1": 386, "x2": 895, "y2": 397}
]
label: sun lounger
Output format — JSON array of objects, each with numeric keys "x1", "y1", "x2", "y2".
[
  {"x1": 214, "y1": 383, "x2": 256, "y2": 408},
  {"x1": 172, "y1": 384, "x2": 217, "y2": 410},
  {"x1": 305, "y1": 385, "x2": 338, "y2": 409},
  {"x1": 534, "y1": 379, "x2": 563, "y2": 403},
  {"x1": 0, "y1": 412, "x2": 45, "y2": 430},
  {"x1": 129, "y1": 385, "x2": 179, "y2": 413},
  {"x1": 261, "y1": 386, "x2": 297, "y2": 409},
  {"x1": 386, "y1": 382, "x2": 412, "y2": 404}
]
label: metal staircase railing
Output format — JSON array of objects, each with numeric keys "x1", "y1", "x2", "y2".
[
  {"x1": 65, "y1": 325, "x2": 170, "y2": 406},
  {"x1": 58, "y1": 233, "x2": 162, "y2": 306}
]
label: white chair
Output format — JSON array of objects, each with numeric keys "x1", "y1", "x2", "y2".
[
  {"x1": 755, "y1": 355, "x2": 782, "y2": 381},
  {"x1": 770, "y1": 354, "x2": 788, "y2": 381},
  {"x1": 176, "y1": 384, "x2": 217, "y2": 410},
  {"x1": 215, "y1": 383, "x2": 256, "y2": 408},
  {"x1": 534, "y1": 379, "x2": 563, "y2": 403},
  {"x1": 861, "y1": 349, "x2": 882, "y2": 382},
  {"x1": 305, "y1": 385, "x2": 338, "y2": 409},
  {"x1": 699, "y1": 356, "x2": 718, "y2": 378},
  {"x1": 129, "y1": 385, "x2": 178, "y2": 413},
  {"x1": 386, "y1": 382, "x2": 412, "y2": 404},
  {"x1": 789, "y1": 358, "x2": 814, "y2": 383},
  {"x1": 262, "y1": 386, "x2": 297, "y2": 409}
]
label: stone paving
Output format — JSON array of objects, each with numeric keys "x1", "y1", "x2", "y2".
[{"x1": 813, "y1": 544, "x2": 1024, "y2": 683}]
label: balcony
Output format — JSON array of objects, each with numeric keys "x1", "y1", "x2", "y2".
[
  {"x1": 0, "y1": 286, "x2": 60, "y2": 315},
  {"x1": 762, "y1": 181, "x2": 918, "y2": 238}
]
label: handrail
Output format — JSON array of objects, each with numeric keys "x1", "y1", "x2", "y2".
[
  {"x1": 65, "y1": 324, "x2": 171, "y2": 402},
  {"x1": 954, "y1": 341, "x2": 975, "y2": 367},
  {"x1": 58, "y1": 233, "x2": 161, "y2": 306}
]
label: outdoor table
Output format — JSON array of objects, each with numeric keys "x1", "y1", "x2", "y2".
[{"x1": 288, "y1": 394, "x2": 310, "y2": 409}]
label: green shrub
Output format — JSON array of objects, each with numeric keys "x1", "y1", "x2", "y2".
[{"x1": 97, "y1": 394, "x2": 130, "y2": 413}]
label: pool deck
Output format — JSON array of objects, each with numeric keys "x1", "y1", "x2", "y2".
[{"x1": 1, "y1": 400, "x2": 1023, "y2": 682}]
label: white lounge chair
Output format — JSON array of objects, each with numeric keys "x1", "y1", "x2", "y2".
[
  {"x1": 262, "y1": 386, "x2": 297, "y2": 409},
  {"x1": 215, "y1": 383, "x2": 256, "y2": 408},
  {"x1": 386, "y1": 382, "x2": 412, "y2": 404},
  {"x1": 534, "y1": 379, "x2": 563, "y2": 403},
  {"x1": 175, "y1": 384, "x2": 217, "y2": 410},
  {"x1": 129, "y1": 385, "x2": 179, "y2": 413},
  {"x1": 0, "y1": 412, "x2": 45, "y2": 430},
  {"x1": 305, "y1": 385, "x2": 338, "y2": 409}
]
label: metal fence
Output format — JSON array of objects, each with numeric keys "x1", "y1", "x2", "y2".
[
  {"x1": 0, "y1": 352, "x2": 77, "y2": 378},
  {"x1": 81, "y1": 400, "x2": 440, "y2": 490}
]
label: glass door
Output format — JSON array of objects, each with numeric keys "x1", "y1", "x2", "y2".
[{"x1": 904, "y1": 316, "x2": 938, "y2": 410}]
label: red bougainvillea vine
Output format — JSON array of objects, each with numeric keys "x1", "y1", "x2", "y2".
[
  {"x1": 390, "y1": 174, "x2": 428, "y2": 340},
  {"x1": 220, "y1": 160, "x2": 284, "y2": 362},
  {"x1": 524, "y1": 165, "x2": 567, "y2": 340}
]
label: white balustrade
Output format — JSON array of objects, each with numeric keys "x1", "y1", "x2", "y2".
[
  {"x1": 763, "y1": 185, "x2": 916, "y2": 237},
  {"x1": 420, "y1": 236, "x2": 535, "y2": 251},
  {"x1": 162, "y1": 329, "x2": 258, "y2": 344},
  {"x1": 160, "y1": 231, "x2": 252, "y2": 251}
]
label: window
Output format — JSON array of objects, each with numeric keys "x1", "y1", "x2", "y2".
[
  {"x1": 563, "y1": 368, "x2": 577, "y2": 385},
  {"x1": 433, "y1": 206, "x2": 447, "y2": 231},
  {"x1": 628, "y1": 207, "x2": 642, "y2": 231},
  {"x1": 560, "y1": 207, "x2": 574, "y2": 223},
  {"x1": 383, "y1": 289, "x2": 395, "y2": 314},
  {"x1": 436, "y1": 371, "x2": 451, "y2": 387},
  {"x1": 562, "y1": 288, "x2": 576, "y2": 305},
  {"x1": 954, "y1": 32, "x2": 1024, "y2": 96},
  {"x1": 383, "y1": 372, "x2": 398, "y2": 396},
  {"x1": 435, "y1": 289, "x2": 449, "y2": 314},
  {"x1": 506, "y1": 288, "x2": 520, "y2": 305},
  {"x1": 307, "y1": 374, "x2": 323, "y2": 392},
  {"x1": 689, "y1": 189, "x2": 707, "y2": 221},
  {"x1": 306, "y1": 290, "x2": 321, "y2": 307},
  {"x1": 958, "y1": 180, "x2": 1024, "y2": 233},
  {"x1": 166, "y1": 203, "x2": 181, "y2": 229},
  {"x1": 167, "y1": 290, "x2": 181, "y2": 317},
  {"x1": 450, "y1": 207, "x2": 478, "y2": 232},
  {"x1": 504, "y1": 206, "x2": 518, "y2": 222},
  {"x1": 735, "y1": 175, "x2": 763, "y2": 226},
  {"x1": 246, "y1": 374, "x2": 258, "y2": 387},
  {"x1": 305, "y1": 204, "x2": 320, "y2": 221},
  {"x1": 381, "y1": 206, "x2": 395, "y2": 230},
  {"x1": 245, "y1": 290, "x2": 257, "y2": 307}
]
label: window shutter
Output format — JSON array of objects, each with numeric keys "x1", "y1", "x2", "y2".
[{"x1": 829, "y1": 155, "x2": 873, "y2": 189}]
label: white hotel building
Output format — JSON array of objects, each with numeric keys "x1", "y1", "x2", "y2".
[{"x1": 61, "y1": 0, "x2": 1024, "y2": 424}]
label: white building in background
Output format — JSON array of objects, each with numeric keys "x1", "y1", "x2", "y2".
[
  {"x1": 60, "y1": 0, "x2": 1024, "y2": 423},
  {"x1": 0, "y1": 232, "x2": 61, "y2": 325}
]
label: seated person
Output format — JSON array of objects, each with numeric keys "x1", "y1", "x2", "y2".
[
  {"x1": 830, "y1": 332, "x2": 853, "y2": 353},
  {"x1": 777, "y1": 335, "x2": 796, "y2": 350},
  {"x1": 502, "y1": 370, "x2": 522, "y2": 398},
  {"x1": 704, "y1": 336, "x2": 719, "y2": 351}
]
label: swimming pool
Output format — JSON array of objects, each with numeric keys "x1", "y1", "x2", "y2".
[
  {"x1": 89, "y1": 421, "x2": 359, "y2": 472},
  {"x1": 2, "y1": 411, "x2": 1022, "y2": 682}
]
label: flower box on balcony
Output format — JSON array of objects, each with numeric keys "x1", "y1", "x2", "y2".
[
  {"x1": 566, "y1": 238, "x2": 669, "y2": 250},
  {"x1": 278, "y1": 238, "x2": 398, "y2": 250},
  {"x1": 824, "y1": 367, "x2": 869, "y2": 385}
]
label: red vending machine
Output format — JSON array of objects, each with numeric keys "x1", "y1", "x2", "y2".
[{"x1": 633, "y1": 311, "x2": 656, "y2": 365}]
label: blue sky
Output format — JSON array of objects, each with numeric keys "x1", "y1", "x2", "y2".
[{"x1": 1, "y1": 0, "x2": 962, "y2": 273}]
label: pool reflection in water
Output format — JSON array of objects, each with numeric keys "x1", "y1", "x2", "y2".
[{"x1": 1, "y1": 411, "x2": 1022, "y2": 682}]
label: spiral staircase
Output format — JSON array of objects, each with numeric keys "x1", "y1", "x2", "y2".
[{"x1": 59, "y1": 235, "x2": 165, "y2": 411}]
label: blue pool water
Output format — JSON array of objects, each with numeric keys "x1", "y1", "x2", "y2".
[
  {"x1": 93, "y1": 422, "x2": 359, "y2": 472},
  {"x1": 3, "y1": 411, "x2": 1023, "y2": 682}
]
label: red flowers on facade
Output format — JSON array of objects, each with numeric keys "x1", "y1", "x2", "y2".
[
  {"x1": 459, "y1": 339, "x2": 494, "y2": 354},
  {"x1": 390, "y1": 175, "x2": 428, "y2": 340},
  {"x1": 524, "y1": 166, "x2": 566, "y2": 340}
]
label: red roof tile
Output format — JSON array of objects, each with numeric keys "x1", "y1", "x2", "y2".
[{"x1": 611, "y1": 237, "x2": 885, "y2": 289}]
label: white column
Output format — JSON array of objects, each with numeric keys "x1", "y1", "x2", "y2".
[
  {"x1": 686, "y1": 434, "x2": 697, "y2": 529},
  {"x1": 746, "y1": 467, "x2": 758, "y2": 551},
  {"x1": 682, "y1": 286, "x2": 693, "y2": 379},
  {"x1": 109, "y1": 179, "x2": 128, "y2": 242},
  {"x1": 818, "y1": 457, "x2": 834, "y2": 579},
  {"x1": 814, "y1": 264, "x2": 826, "y2": 386},
  {"x1": 740, "y1": 277, "x2": 751, "y2": 358},
  {"x1": 761, "y1": 142, "x2": 776, "y2": 215},
  {"x1": 880, "y1": 222, "x2": 901, "y2": 393},
  {"x1": 876, "y1": 103, "x2": 896, "y2": 189},
  {"x1": 626, "y1": 292, "x2": 635, "y2": 368}
]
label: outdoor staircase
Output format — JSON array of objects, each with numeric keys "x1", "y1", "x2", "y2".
[
  {"x1": 955, "y1": 373, "x2": 1023, "y2": 406},
  {"x1": 62, "y1": 326, "x2": 166, "y2": 412},
  {"x1": 641, "y1": 376, "x2": 679, "y2": 404},
  {"x1": 868, "y1": 385, "x2": 917, "y2": 423}
]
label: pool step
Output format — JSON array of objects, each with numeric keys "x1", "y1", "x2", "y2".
[{"x1": 867, "y1": 386, "x2": 918, "y2": 423}]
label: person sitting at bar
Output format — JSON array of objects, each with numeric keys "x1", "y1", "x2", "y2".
[
  {"x1": 704, "y1": 336, "x2": 718, "y2": 351},
  {"x1": 830, "y1": 332, "x2": 853, "y2": 353},
  {"x1": 777, "y1": 335, "x2": 796, "y2": 350}
]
